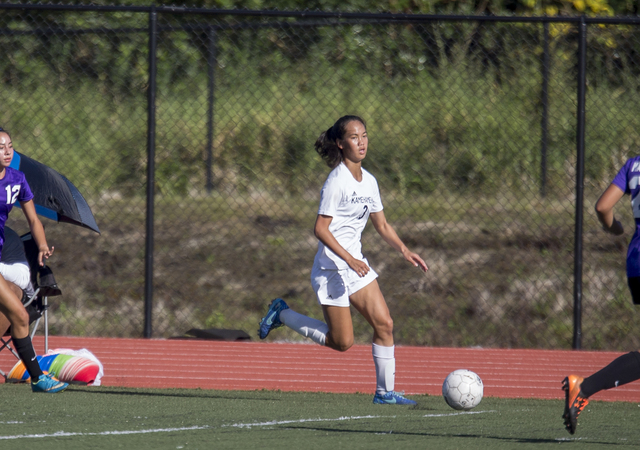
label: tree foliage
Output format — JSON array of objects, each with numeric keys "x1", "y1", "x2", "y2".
[
  {"x1": 2, "y1": 2, "x2": 640, "y2": 196},
  {"x1": 5, "y1": 0, "x2": 632, "y2": 16}
]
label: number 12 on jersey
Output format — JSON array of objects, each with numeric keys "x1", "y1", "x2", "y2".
[{"x1": 5, "y1": 185, "x2": 20, "y2": 204}]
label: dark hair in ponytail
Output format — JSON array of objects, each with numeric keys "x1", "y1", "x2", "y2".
[{"x1": 314, "y1": 115, "x2": 366, "y2": 169}]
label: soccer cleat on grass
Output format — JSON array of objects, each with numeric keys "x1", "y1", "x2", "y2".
[
  {"x1": 562, "y1": 375, "x2": 589, "y2": 434},
  {"x1": 258, "y1": 298, "x2": 289, "y2": 339},
  {"x1": 31, "y1": 373, "x2": 68, "y2": 393},
  {"x1": 373, "y1": 391, "x2": 416, "y2": 405}
]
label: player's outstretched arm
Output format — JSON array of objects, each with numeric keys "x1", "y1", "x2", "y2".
[
  {"x1": 595, "y1": 184, "x2": 625, "y2": 236},
  {"x1": 21, "y1": 199, "x2": 54, "y2": 266},
  {"x1": 370, "y1": 211, "x2": 428, "y2": 272}
]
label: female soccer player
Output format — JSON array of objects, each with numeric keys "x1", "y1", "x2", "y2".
[
  {"x1": 258, "y1": 115, "x2": 428, "y2": 405},
  {"x1": 0, "y1": 128, "x2": 67, "y2": 393},
  {"x1": 563, "y1": 156, "x2": 640, "y2": 433}
]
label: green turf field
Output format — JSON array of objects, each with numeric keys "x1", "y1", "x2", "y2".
[{"x1": 1, "y1": 384, "x2": 638, "y2": 449}]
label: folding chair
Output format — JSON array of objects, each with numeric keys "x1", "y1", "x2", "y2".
[{"x1": 0, "y1": 232, "x2": 62, "y2": 380}]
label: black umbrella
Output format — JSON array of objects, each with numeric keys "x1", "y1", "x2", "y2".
[{"x1": 9, "y1": 151, "x2": 100, "y2": 234}]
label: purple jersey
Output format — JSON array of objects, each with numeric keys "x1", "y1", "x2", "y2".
[
  {"x1": 612, "y1": 156, "x2": 640, "y2": 277},
  {"x1": 0, "y1": 167, "x2": 33, "y2": 260}
]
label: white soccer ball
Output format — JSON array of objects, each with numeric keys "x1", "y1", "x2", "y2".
[{"x1": 442, "y1": 369, "x2": 483, "y2": 410}]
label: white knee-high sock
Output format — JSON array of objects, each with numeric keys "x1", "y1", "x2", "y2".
[
  {"x1": 372, "y1": 343, "x2": 395, "y2": 394},
  {"x1": 279, "y1": 309, "x2": 328, "y2": 346}
]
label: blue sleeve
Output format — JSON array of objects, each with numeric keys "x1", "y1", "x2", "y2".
[{"x1": 612, "y1": 159, "x2": 632, "y2": 194}]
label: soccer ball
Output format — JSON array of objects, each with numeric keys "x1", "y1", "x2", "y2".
[{"x1": 442, "y1": 369, "x2": 483, "y2": 410}]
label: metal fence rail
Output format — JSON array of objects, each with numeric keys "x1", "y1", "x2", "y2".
[{"x1": 1, "y1": 4, "x2": 638, "y2": 350}]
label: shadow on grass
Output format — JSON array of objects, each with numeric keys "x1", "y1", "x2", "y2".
[
  {"x1": 284, "y1": 425, "x2": 622, "y2": 446},
  {"x1": 64, "y1": 386, "x2": 288, "y2": 402}
]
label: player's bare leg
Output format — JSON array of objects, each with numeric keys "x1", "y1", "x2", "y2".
[
  {"x1": 322, "y1": 305, "x2": 354, "y2": 351},
  {"x1": 0, "y1": 281, "x2": 24, "y2": 336},
  {"x1": 0, "y1": 311, "x2": 10, "y2": 338},
  {"x1": 349, "y1": 280, "x2": 415, "y2": 405},
  {"x1": 0, "y1": 280, "x2": 30, "y2": 339},
  {"x1": 0, "y1": 276, "x2": 29, "y2": 339},
  {"x1": 349, "y1": 280, "x2": 393, "y2": 346}
]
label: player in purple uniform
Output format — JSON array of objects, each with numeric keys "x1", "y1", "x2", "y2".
[
  {"x1": 0, "y1": 128, "x2": 67, "y2": 393},
  {"x1": 258, "y1": 116, "x2": 428, "y2": 405},
  {"x1": 562, "y1": 156, "x2": 640, "y2": 433}
]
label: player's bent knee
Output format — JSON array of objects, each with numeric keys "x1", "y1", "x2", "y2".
[
  {"x1": 329, "y1": 335, "x2": 354, "y2": 352},
  {"x1": 335, "y1": 340, "x2": 353, "y2": 352},
  {"x1": 375, "y1": 317, "x2": 394, "y2": 338},
  {"x1": 12, "y1": 307, "x2": 29, "y2": 329}
]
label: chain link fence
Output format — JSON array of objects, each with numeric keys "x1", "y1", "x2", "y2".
[{"x1": 0, "y1": 6, "x2": 638, "y2": 350}]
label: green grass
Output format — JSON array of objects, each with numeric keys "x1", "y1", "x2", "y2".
[{"x1": 0, "y1": 384, "x2": 638, "y2": 449}]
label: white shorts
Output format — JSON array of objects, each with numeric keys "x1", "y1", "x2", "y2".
[
  {"x1": 0, "y1": 262, "x2": 34, "y2": 297},
  {"x1": 311, "y1": 260, "x2": 378, "y2": 307}
]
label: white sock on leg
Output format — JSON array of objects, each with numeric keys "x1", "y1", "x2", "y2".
[
  {"x1": 279, "y1": 309, "x2": 328, "y2": 346},
  {"x1": 372, "y1": 343, "x2": 395, "y2": 395}
]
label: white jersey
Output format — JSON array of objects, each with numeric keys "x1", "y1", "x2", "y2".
[{"x1": 313, "y1": 162, "x2": 383, "y2": 270}]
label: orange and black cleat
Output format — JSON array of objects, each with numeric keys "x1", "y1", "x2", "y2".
[{"x1": 562, "y1": 375, "x2": 589, "y2": 434}]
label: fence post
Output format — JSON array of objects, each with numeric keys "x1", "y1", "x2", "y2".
[
  {"x1": 144, "y1": 6, "x2": 158, "y2": 338},
  {"x1": 206, "y1": 25, "x2": 217, "y2": 193},
  {"x1": 540, "y1": 21, "x2": 549, "y2": 198},
  {"x1": 573, "y1": 16, "x2": 587, "y2": 350}
]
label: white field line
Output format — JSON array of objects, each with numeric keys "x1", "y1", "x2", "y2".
[
  {"x1": 223, "y1": 415, "x2": 393, "y2": 429},
  {"x1": 0, "y1": 410, "x2": 497, "y2": 440},
  {"x1": 226, "y1": 410, "x2": 497, "y2": 429},
  {"x1": 0, "y1": 426, "x2": 211, "y2": 440}
]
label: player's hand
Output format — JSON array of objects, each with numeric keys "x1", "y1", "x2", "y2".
[
  {"x1": 348, "y1": 258, "x2": 370, "y2": 278},
  {"x1": 606, "y1": 219, "x2": 624, "y2": 236},
  {"x1": 402, "y1": 249, "x2": 428, "y2": 272},
  {"x1": 38, "y1": 245, "x2": 54, "y2": 266}
]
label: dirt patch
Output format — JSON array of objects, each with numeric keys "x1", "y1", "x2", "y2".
[{"x1": 15, "y1": 204, "x2": 637, "y2": 351}]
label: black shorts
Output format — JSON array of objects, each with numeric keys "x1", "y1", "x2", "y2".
[{"x1": 628, "y1": 277, "x2": 640, "y2": 305}]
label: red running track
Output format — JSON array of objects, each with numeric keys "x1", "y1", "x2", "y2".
[{"x1": 1, "y1": 336, "x2": 639, "y2": 402}]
